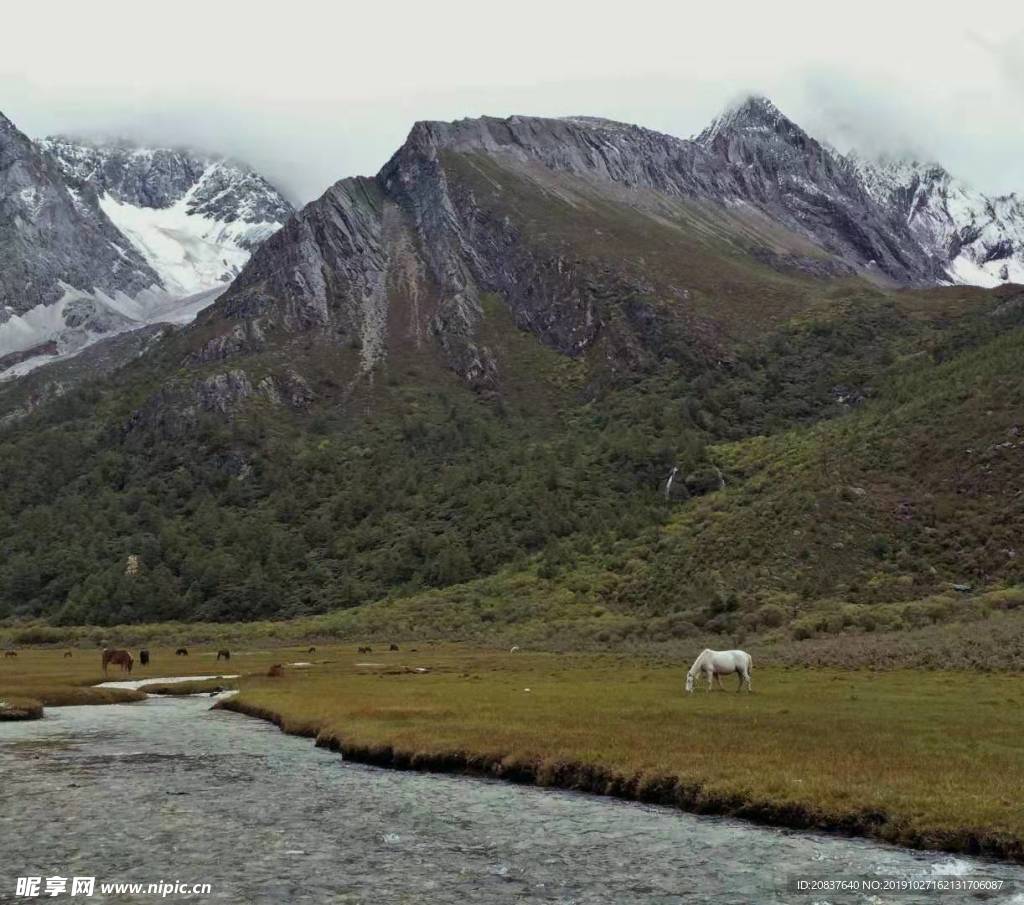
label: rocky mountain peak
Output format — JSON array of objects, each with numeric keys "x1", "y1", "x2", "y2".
[
  {"x1": 0, "y1": 109, "x2": 293, "y2": 379},
  {"x1": 0, "y1": 111, "x2": 157, "y2": 313},
  {"x1": 40, "y1": 137, "x2": 293, "y2": 231},
  {"x1": 696, "y1": 95, "x2": 803, "y2": 146}
]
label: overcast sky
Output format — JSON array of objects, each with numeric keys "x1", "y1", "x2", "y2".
[{"x1": 4, "y1": 0, "x2": 1023, "y2": 204}]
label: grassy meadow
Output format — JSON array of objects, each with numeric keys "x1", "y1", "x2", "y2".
[{"x1": 3, "y1": 643, "x2": 1023, "y2": 860}]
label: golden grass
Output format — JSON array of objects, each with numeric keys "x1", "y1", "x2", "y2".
[
  {"x1": 5, "y1": 645, "x2": 1023, "y2": 858},
  {"x1": 0, "y1": 646, "x2": 246, "y2": 709},
  {"x1": 220, "y1": 647, "x2": 1024, "y2": 858}
]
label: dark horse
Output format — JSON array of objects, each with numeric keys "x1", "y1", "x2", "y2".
[
  {"x1": 3, "y1": 650, "x2": 16, "y2": 658},
  {"x1": 102, "y1": 649, "x2": 134, "y2": 674},
  {"x1": 139, "y1": 649, "x2": 150, "y2": 666},
  {"x1": 216, "y1": 649, "x2": 231, "y2": 661},
  {"x1": 175, "y1": 648, "x2": 189, "y2": 656}
]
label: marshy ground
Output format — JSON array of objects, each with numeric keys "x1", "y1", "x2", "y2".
[{"x1": 2, "y1": 644, "x2": 1023, "y2": 860}]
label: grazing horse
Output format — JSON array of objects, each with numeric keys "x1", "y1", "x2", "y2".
[
  {"x1": 267, "y1": 664, "x2": 284, "y2": 677},
  {"x1": 307, "y1": 647, "x2": 316, "y2": 654},
  {"x1": 216, "y1": 649, "x2": 230, "y2": 661},
  {"x1": 102, "y1": 649, "x2": 134, "y2": 674},
  {"x1": 3, "y1": 650, "x2": 16, "y2": 658},
  {"x1": 357, "y1": 646, "x2": 372, "y2": 654},
  {"x1": 685, "y1": 649, "x2": 752, "y2": 693},
  {"x1": 139, "y1": 649, "x2": 150, "y2": 666},
  {"x1": 64, "y1": 651, "x2": 73, "y2": 658},
  {"x1": 389, "y1": 643, "x2": 399, "y2": 651},
  {"x1": 175, "y1": 648, "x2": 189, "y2": 656}
]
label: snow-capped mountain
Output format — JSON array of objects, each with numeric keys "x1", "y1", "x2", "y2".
[
  {"x1": 4, "y1": 97, "x2": 1023, "y2": 386},
  {"x1": 1, "y1": 113, "x2": 163, "y2": 375},
  {"x1": 40, "y1": 138, "x2": 294, "y2": 295},
  {"x1": 0, "y1": 111, "x2": 292, "y2": 379},
  {"x1": 852, "y1": 155, "x2": 1024, "y2": 287}
]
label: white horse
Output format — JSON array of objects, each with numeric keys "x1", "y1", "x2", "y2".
[{"x1": 685, "y1": 649, "x2": 752, "y2": 693}]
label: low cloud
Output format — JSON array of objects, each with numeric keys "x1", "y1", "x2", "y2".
[{"x1": 4, "y1": 1, "x2": 1023, "y2": 204}]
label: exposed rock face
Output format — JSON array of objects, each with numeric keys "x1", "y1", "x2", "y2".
[
  {"x1": 219, "y1": 178, "x2": 386, "y2": 342},
  {"x1": 0, "y1": 112, "x2": 157, "y2": 315},
  {"x1": 383, "y1": 99, "x2": 943, "y2": 284},
  {"x1": 124, "y1": 366, "x2": 313, "y2": 438}
]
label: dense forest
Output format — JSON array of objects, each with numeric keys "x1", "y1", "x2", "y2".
[{"x1": 3, "y1": 288, "x2": 1019, "y2": 627}]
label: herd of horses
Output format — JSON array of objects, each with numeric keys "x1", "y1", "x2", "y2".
[
  {"x1": 99, "y1": 647, "x2": 233, "y2": 674},
  {"x1": 7, "y1": 642, "x2": 754, "y2": 693}
]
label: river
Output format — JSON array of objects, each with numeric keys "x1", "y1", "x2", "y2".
[{"x1": 2, "y1": 688, "x2": 1022, "y2": 904}]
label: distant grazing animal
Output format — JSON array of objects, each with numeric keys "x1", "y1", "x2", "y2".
[
  {"x1": 510, "y1": 646, "x2": 520, "y2": 653},
  {"x1": 389, "y1": 643, "x2": 399, "y2": 651},
  {"x1": 685, "y1": 649, "x2": 752, "y2": 694},
  {"x1": 64, "y1": 651, "x2": 73, "y2": 658},
  {"x1": 267, "y1": 664, "x2": 284, "y2": 677},
  {"x1": 357, "y1": 646, "x2": 372, "y2": 654},
  {"x1": 139, "y1": 649, "x2": 150, "y2": 666},
  {"x1": 307, "y1": 647, "x2": 316, "y2": 654},
  {"x1": 102, "y1": 649, "x2": 134, "y2": 674},
  {"x1": 3, "y1": 650, "x2": 16, "y2": 658},
  {"x1": 175, "y1": 648, "x2": 189, "y2": 656},
  {"x1": 216, "y1": 649, "x2": 230, "y2": 661}
]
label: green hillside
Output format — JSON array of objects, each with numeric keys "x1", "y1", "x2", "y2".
[
  {"x1": 1, "y1": 130, "x2": 1023, "y2": 633},
  {"x1": 2, "y1": 274, "x2": 1021, "y2": 629}
]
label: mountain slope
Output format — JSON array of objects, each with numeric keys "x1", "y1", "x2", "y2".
[
  {"x1": 0, "y1": 98, "x2": 1023, "y2": 630},
  {"x1": 610, "y1": 285, "x2": 1024, "y2": 634},
  {"x1": 197, "y1": 104, "x2": 915, "y2": 392}
]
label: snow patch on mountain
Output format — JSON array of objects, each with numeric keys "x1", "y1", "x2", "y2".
[
  {"x1": 98, "y1": 192, "x2": 267, "y2": 296},
  {"x1": 0, "y1": 135, "x2": 293, "y2": 378},
  {"x1": 42, "y1": 139, "x2": 293, "y2": 296},
  {"x1": 0, "y1": 284, "x2": 227, "y2": 379},
  {"x1": 852, "y1": 154, "x2": 1024, "y2": 288}
]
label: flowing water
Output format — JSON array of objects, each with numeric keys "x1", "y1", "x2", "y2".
[{"x1": 1, "y1": 691, "x2": 1022, "y2": 904}]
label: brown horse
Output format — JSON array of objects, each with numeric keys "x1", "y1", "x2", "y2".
[
  {"x1": 175, "y1": 648, "x2": 189, "y2": 656},
  {"x1": 139, "y1": 649, "x2": 150, "y2": 666},
  {"x1": 3, "y1": 650, "x2": 16, "y2": 658},
  {"x1": 64, "y1": 651, "x2": 73, "y2": 658},
  {"x1": 267, "y1": 664, "x2": 284, "y2": 677},
  {"x1": 102, "y1": 649, "x2": 133, "y2": 674},
  {"x1": 216, "y1": 649, "x2": 230, "y2": 661}
]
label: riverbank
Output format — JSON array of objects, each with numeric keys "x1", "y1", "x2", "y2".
[
  {"x1": 0, "y1": 648, "x2": 239, "y2": 717},
  {"x1": 207, "y1": 648, "x2": 1024, "y2": 862},
  {"x1": 4, "y1": 645, "x2": 1023, "y2": 861}
]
